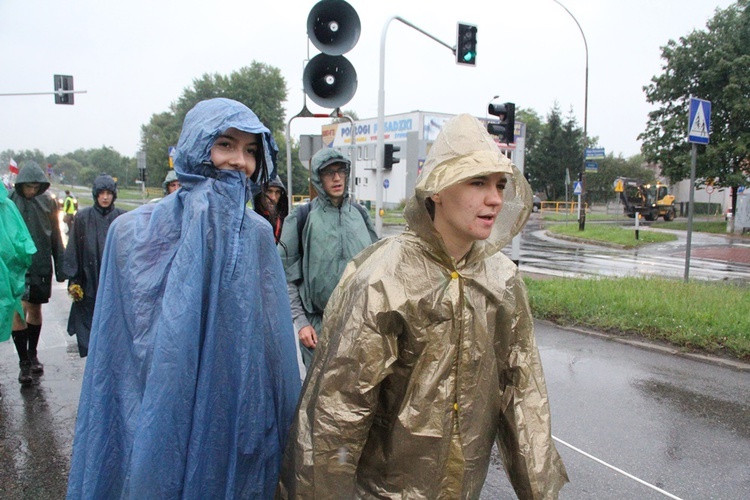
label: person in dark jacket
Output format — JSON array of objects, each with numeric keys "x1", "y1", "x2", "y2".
[
  {"x1": 8, "y1": 161, "x2": 66, "y2": 385},
  {"x1": 63, "y1": 174, "x2": 126, "y2": 357},
  {"x1": 253, "y1": 176, "x2": 288, "y2": 244}
]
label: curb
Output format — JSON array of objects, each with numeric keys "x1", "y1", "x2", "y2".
[{"x1": 537, "y1": 319, "x2": 750, "y2": 373}]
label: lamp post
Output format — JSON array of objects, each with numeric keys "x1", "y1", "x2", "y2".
[{"x1": 551, "y1": 0, "x2": 588, "y2": 231}]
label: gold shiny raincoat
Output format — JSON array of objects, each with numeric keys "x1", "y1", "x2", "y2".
[{"x1": 279, "y1": 114, "x2": 568, "y2": 499}]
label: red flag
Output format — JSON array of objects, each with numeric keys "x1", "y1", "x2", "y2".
[{"x1": 8, "y1": 158, "x2": 19, "y2": 175}]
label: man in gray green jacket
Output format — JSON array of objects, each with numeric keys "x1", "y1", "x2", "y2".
[{"x1": 279, "y1": 148, "x2": 378, "y2": 371}]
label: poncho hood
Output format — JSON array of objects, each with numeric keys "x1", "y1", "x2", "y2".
[
  {"x1": 173, "y1": 98, "x2": 278, "y2": 201},
  {"x1": 404, "y1": 113, "x2": 532, "y2": 266},
  {"x1": 92, "y1": 173, "x2": 118, "y2": 203},
  {"x1": 309, "y1": 147, "x2": 351, "y2": 205},
  {"x1": 162, "y1": 169, "x2": 179, "y2": 194},
  {"x1": 14, "y1": 161, "x2": 50, "y2": 195}
]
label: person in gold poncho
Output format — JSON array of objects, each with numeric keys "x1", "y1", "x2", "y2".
[{"x1": 279, "y1": 113, "x2": 568, "y2": 499}]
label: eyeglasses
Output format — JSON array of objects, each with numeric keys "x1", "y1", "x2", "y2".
[{"x1": 320, "y1": 166, "x2": 350, "y2": 179}]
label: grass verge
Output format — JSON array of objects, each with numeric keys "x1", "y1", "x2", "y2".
[
  {"x1": 546, "y1": 222, "x2": 677, "y2": 248},
  {"x1": 525, "y1": 276, "x2": 750, "y2": 361}
]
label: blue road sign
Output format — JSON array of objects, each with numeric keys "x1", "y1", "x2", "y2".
[
  {"x1": 584, "y1": 147, "x2": 605, "y2": 159},
  {"x1": 383, "y1": 179, "x2": 390, "y2": 189},
  {"x1": 688, "y1": 98, "x2": 711, "y2": 144},
  {"x1": 585, "y1": 161, "x2": 598, "y2": 172},
  {"x1": 573, "y1": 181, "x2": 582, "y2": 195}
]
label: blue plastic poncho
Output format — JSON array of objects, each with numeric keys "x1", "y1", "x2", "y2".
[{"x1": 67, "y1": 98, "x2": 301, "y2": 499}]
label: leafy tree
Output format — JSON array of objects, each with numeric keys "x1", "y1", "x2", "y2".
[
  {"x1": 527, "y1": 103, "x2": 584, "y2": 200},
  {"x1": 140, "y1": 62, "x2": 288, "y2": 189},
  {"x1": 641, "y1": 0, "x2": 750, "y2": 214}
]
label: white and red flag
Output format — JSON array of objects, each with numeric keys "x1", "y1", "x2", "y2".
[{"x1": 8, "y1": 158, "x2": 19, "y2": 174}]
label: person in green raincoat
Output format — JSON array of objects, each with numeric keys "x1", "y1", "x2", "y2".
[
  {"x1": 278, "y1": 148, "x2": 378, "y2": 370},
  {"x1": 0, "y1": 183, "x2": 36, "y2": 343},
  {"x1": 279, "y1": 114, "x2": 568, "y2": 499}
]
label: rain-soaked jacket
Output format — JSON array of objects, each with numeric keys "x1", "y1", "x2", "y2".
[
  {"x1": 279, "y1": 148, "x2": 378, "y2": 365},
  {"x1": 0, "y1": 184, "x2": 36, "y2": 341},
  {"x1": 63, "y1": 174, "x2": 126, "y2": 357},
  {"x1": 279, "y1": 114, "x2": 568, "y2": 499},
  {"x1": 9, "y1": 161, "x2": 65, "y2": 282},
  {"x1": 254, "y1": 175, "x2": 289, "y2": 244},
  {"x1": 67, "y1": 98, "x2": 301, "y2": 499}
]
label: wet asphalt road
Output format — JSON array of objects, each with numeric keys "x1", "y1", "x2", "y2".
[{"x1": 1, "y1": 280, "x2": 749, "y2": 499}]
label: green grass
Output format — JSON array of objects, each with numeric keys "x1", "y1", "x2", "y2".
[
  {"x1": 652, "y1": 219, "x2": 745, "y2": 235},
  {"x1": 542, "y1": 212, "x2": 626, "y2": 222},
  {"x1": 547, "y1": 221, "x2": 677, "y2": 248},
  {"x1": 525, "y1": 276, "x2": 750, "y2": 361}
]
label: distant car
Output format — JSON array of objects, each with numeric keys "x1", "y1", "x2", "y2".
[{"x1": 532, "y1": 195, "x2": 542, "y2": 212}]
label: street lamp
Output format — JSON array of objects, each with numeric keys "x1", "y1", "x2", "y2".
[{"x1": 551, "y1": 0, "x2": 589, "y2": 231}]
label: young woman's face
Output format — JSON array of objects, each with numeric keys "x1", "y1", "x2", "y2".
[
  {"x1": 97, "y1": 189, "x2": 114, "y2": 208},
  {"x1": 431, "y1": 172, "x2": 507, "y2": 248},
  {"x1": 210, "y1": 128, "x2": 259, "y2": 178}
]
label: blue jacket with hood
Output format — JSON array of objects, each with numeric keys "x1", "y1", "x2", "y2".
[{"x1": 67, "y1": 98, "x2": 301, "y2": 499}]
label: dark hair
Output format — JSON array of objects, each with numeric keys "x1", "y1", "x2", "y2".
[
  {"x1": 425, "y1": 197, "x2": 435, "y2": 220},
  {"x1": 251, "y1": 138, "x2": 270, "y2": 186}
]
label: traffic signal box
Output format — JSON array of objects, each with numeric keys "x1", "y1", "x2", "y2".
[
  {"x1": 54, "y1": 74, "x2": 74, "y2": 105},
  {"x1": 487, "y1": 102, "x2": 516, "y2": 144},
  {"x1": 456, "y1": 23, "x2": 477, "y2": 66},
  {"x1": 384, "y1": 144, "x2": 400, "y2": 170}
]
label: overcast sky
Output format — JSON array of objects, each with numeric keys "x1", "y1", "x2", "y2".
[{"x1": 0, "y1": 0, "x2": 737, "y2": 161}]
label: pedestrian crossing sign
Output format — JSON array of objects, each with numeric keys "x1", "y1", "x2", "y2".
[{"x1": 688, "y1": 97, "x2": 711, "y2": 144}]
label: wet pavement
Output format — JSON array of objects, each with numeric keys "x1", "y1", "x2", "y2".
[
  {"x1": 1, "y1": 221, "x2": 748, "y2": 498},
  {"x1": 0, "y1": 282, "x2": 84, "y2": 499}
]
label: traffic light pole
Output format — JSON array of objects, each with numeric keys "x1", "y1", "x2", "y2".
[
  {"x1": 376, "y1": 16, "x2": 455, "y2": 236},
  {"x1": 552, "y1": 0, "x2": 589, "y2": 231}
]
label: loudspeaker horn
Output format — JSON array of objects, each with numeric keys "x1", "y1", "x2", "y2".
[
  {"x1": 307, "y1": 0, "x2": 361, "y2": 56},
  {"x1": 303, "y1": 53, "x2": 358, "y2": 108}
]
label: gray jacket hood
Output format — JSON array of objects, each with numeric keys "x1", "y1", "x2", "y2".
[{"x1": 14, "y1": 161, "x2": 50, "y2": 195}]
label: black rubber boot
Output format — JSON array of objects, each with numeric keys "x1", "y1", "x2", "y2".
[
  {"x1": 27, "y1": 323, "x2": 44, "y2": 374},
  {"x1": 18, "y1": 360, "x2": 33, "y2": 386}
]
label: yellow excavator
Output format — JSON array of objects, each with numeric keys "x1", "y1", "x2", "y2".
[{"x1": 617, "y1": 178, "x2": 676, "y2": 221}]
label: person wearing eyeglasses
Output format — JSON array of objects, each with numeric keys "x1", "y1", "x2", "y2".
[{"x1": 279, "y1": 148, "x2": 378, "y2": 372}]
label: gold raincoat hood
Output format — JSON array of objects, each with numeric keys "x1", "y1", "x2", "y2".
[{"x1": 279, "y1": 114, "x2": 568, "y2": 499}]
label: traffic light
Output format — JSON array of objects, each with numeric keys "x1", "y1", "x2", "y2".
[
  {"x1": 384, "y1": 143, "x2": 400, "y2": 170},
  {"x1": 139, "y1": 169, "x2": 147, "y2": 184},
  {"x1": 487, "y1": 102, "x2": 516, "y2": 144},
  {"x1": 456, "y1": 23, "x2": 477, "y2": 66},
  {"x1": 54, "y1": 74, "x2": 74, "y2": 105},
  {"x1": 303, "y1": 0, "x2": 360, "y2": 108}
]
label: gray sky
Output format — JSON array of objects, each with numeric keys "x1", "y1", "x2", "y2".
[{"x1": 0, "y1": 0, "x2": 736, "y2": 161}]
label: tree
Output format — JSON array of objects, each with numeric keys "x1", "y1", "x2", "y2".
[
  {"x1": 526, "y1": 103, "x2": 584, "y2": 200},
  {"x1": 641, "y1": 0, "x2": 750, "y2": 215},
  {"x1": 140, "y1": 62, "x2": 288, "y2": 189}
]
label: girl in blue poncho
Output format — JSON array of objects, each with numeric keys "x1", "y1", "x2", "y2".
[{"x1": 67, "y1": 98, "x2": 301, "y2": 499}]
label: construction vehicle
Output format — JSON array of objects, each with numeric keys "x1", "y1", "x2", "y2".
[{"x1": 617, "y1": 178, "x2": 676, "y2": 221}]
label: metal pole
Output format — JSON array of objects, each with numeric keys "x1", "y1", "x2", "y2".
[
  {"x1": 552, "y1": 0, "x2": 588, "y2": 231},
  {"x1": 684, "y1": 143, "x2": 697, "y2": 282},
  {"x1": 376, "y1": 16, "x2": 456, "y2": 236},
  {"x1": 375, "y1": 18, "x2": 394, "y2": 237}
]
